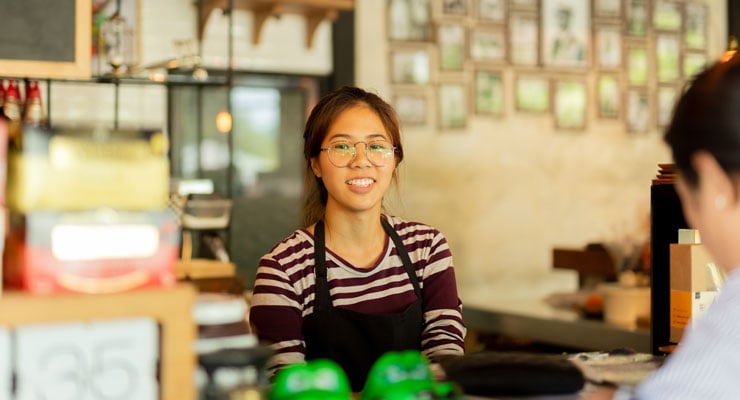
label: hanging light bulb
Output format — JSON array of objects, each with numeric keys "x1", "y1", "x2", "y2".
[
  {"x1": 721, "y1": 36, "x2": 737, "y2": 63},
  {"x1": 216, "y1": 110, "x2": 232, "y2": 134}
]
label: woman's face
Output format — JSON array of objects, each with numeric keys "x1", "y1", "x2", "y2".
[{"x1": 310, "y1": 104, "x2": 397, "y2": 218}]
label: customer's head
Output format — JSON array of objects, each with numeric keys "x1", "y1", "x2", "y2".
[
  {"x1": 302, "y1": 86, "x2": 404, "y2": 226},
  {"x1": 665, "y1": 52, "x2": 740, "y2": 268}
]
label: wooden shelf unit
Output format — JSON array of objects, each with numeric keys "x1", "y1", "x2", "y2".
[{"x1": 0, "y1": 284, "x2": 197, "y2": 400}]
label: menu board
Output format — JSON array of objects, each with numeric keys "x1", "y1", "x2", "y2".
[{"x1": 0, "y1": 0, "x2": 90, "y2": 79}]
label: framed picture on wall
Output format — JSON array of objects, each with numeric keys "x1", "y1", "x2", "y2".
[
  {"x1": 470, "y1": 27, "x2": 507, "y2": 63},
  {"x1": 684, "y1": 2, "x2": 708, "y2": 50},
  {"x1": 657, "y1": 85, "x2": 678, "y2": 128},
  {"x1": 509, "y1": 14, "x2": 539, "y2": 66},
  {"x1": 653, "y1": 0, "x2": 682, "y2": 31},
  {"x1": 387, "y1": 0, "x2": 432, "y2": 42},
  {"x1": 683, "y1": 52, "x2": 708, "y2": 79},
  {"x1": 554, "y1": 80, "x2": 587, "y2": 130},
  {"x1": 442, "y1": 0, "x2": 469, "y2": 16},
  {"x1": 438, "y1": 83, "x2": 468, "y2": 129},
  {"x1": 477, "y1": 0, "x2": 506, "y2": 23},
  {"x1": 626, "y1": 44, "x2": 648, "y2": 86},
  {"x1": 593, "y1": 0, "x2": 622, "y2": 19},
  {"x1": 389, "y1": 47, "x2": 431, "y2": 84},
  {"x1": 515, "y1": 75, "x2": 549, "y2": 113},
  {"x1": 510, "y1": 0, "x2": 537, "y2": 11},
  {"x1": 438, "y1": 24, "x2": 466, "y2": 71},
  {"x1": 473, "y1": 69, "x2": 505, "y2": 116},
  {"x1": 625, "y1": 0, "x2": 648, "y2": 37},
  {"x1": 394, "y1": 90, "x2": 428, "y2": 125},
  {"x1": 656, "y1": 34, "x2": 681, "y2": 83},
  {"x1": 626, "y1": 88, "x2": 650, "y2": 134},
  {"x1": 541, "y1": 0, "x2": 590, "y2": 68},
  {"x1": 597, "y1": 74, "x2": 621, "y2": 119},
  {"x1": 595, "y1": 25, "x2": 622, "y2": 69}
]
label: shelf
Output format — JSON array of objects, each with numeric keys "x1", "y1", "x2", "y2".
[
  {"x1": 0, "y1": 284, "x2": 197, "y2": 400},
  {"x1": 199, "y1": 0, "x2": 354, "y2": 48}
]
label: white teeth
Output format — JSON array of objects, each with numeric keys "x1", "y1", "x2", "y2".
[{"x1": 347, "y1": 178, "x2": 374, "y2": 187}]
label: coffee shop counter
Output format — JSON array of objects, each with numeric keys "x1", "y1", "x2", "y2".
[{"x1": 458, "y1": 272, "x2": 651, "y2": 353}]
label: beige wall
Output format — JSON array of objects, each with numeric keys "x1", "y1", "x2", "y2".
[{"x1": 356, "y1": 0, "x2": 728, "y2": 288}]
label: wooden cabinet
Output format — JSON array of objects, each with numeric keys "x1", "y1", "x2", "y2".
[{"x1": 0, "y1": 284, "x2": 197, "y2": 400}]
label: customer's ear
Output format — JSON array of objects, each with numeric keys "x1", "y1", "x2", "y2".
[{"x1": 692, "y1": 151, "x2": 735, "y2": 208}]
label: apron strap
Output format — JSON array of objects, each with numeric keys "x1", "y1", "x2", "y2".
[
  {"x1": 313, "y1": 220, "x2": 330, "y2": 311},
  {"x1": 381, "y1": 216, "x2": 423, "y2": 299}
]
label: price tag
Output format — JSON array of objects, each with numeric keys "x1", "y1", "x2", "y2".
[
  {"x1": 0, "y1": 327, "x2": 10, "y2": 400},
  {"x1": 14, "y1": 318, "x2": 159, "y2": 400}
]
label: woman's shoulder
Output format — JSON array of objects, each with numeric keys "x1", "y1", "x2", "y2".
[
  {"x1": 384, "y1": 215, "x2": 444, "y2": 238},
  {"x1": 261, "y1": 227, "x2": 314, "y2": 263}
]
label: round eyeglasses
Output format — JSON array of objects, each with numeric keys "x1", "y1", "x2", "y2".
[{"x1": 320, "y1": 140, "x2": 397, "y2": 167}]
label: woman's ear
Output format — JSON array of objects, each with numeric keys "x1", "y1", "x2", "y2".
[{"x1": 310, "y1": 157, "x2": 321, "y2": 178}]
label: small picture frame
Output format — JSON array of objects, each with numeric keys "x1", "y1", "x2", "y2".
[
  {"x1": 510, "y1": 0, "x2": 537, "y2": 11},
  {"x1": 597, "y1": 74, "x2": 621, "y2": 119},
  {"x1": 394, "y1": 90, "x2": 428, "y2": 126},
  {"x1": 626, "y1": 88, "x2": 650, "y2": 134},
  {"x1": 387, "y1": 0, "x2": 433, "y2": 42},
  {"x1": 515, "y1": 75, "x2": 549, "y2": 113},
  {"x1": 389, "y1": 47, "x2": 431, "y2": 84},
  {"x1": 438, "y1": 24, "x2": 466, "y2": 71},
  {"x1": 653, "y1": 0, "x2": 682, "y2": 32},
  {"x1": 684, "y1": 2, "x2": 708, "y2": 50},
  {"x1": 683, "y1": 52, "x2": 708, "y2": 79},
  {"x1": 593, "y1": 0, "x2": 622, "y2": 19},
  {"x1": 477, "y1": 0, "x2": 506, "y2": 23},
  {"x1": 438, "y1": 83, "x2": 468, "y2": 129},
  {"x1": 470, "y1": 27, "x2": 507, "y2": 63},
  {"x1": 473, "y1": 69, "x2": 505, "y2": 116},
  {"x1": 657, "y1": 85, "x2": 678, "y2": 128},
  {"x1": 509, "y1": 14, "x2": 539, "y2": 66},
  {"x1": 656, "y1": 34, "x2": 681, "y2": 83},
  {"x1": 595, "y1": 25, "x2": 622, "y2": 69},
  {"x1": 554, "y1": 80, "x2": 587, "y2": 130},
  {"x1": 626, "y1": 44, "x2": 648, "y2": 86},
  {"x1": 626, "y1": 0, "x2": 648, "y2": 37},
  {"x1": 442, "y1": 0, "x2": 469, "y2": 16},
  {"x1": 542, "y1": 0, "x2": 591, "y2": 68}
]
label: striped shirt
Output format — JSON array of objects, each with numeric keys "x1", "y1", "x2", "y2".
[
  {"x1": 250, "y1": 215, "x2": 467, "y2": 375},
  {"x1": 634, "y1": 267, "x2": 740, "y2": 399}
]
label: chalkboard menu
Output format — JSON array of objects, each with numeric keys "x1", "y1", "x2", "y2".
[{"x1": 0, "y1": 0, "x2": 90, "y2": 79}]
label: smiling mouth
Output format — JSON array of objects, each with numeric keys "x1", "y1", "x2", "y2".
[{"x1": 346, "y1": 178, "x2": 375, "y2": 187}]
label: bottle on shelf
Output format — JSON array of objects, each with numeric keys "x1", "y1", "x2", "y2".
[
  {"x1": 3, "y1": 80, "x2": 23, "y2": 149},
  {"x1": 23, "y1": 80, "x2": 45, "y2": 127}
]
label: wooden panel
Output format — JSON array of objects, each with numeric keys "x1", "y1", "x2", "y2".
[{"x1": 0, "y1": 284, "x2": 197, "y2": 400}]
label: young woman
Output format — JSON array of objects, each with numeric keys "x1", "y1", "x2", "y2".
[
  {"x1": 586, "y1": 53, "x2": 740, "y2": 399},
  {"x1": 249, "y1": 86, "x2": 466, "y2": 391}
]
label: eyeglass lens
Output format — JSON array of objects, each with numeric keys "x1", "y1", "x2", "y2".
[{"x1": 326, "y1": 141, "x2": 395, "y2": 167}]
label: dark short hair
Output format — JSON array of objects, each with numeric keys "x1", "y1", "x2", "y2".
[
  {"x1": 665, "y1": 53, "x2": 740, "y2": 187},
  {"x1": 301, "y1": 86, "x2": 403, "y2": 226}
]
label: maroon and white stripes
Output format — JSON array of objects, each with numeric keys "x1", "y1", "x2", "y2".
[{"x1": 250, "y1": 215, "x2": 466, "y2": 375}]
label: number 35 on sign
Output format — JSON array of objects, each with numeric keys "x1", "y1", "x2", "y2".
[{"x1": 8, "y1": 318, "x2": 159, "y2": 400}]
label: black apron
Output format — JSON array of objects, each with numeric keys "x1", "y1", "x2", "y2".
[{"x1": 302, "y1": 217, "x2": 424, "y2": 392}]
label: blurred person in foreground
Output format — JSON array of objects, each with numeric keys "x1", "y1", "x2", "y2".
[{"x1": 586, "y1": 52, "x2": 740, "y2": 400}]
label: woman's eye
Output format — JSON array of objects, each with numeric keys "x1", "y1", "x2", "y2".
[{"x1": 332, "y1": 143, "x2": 352, "y2": 151}]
